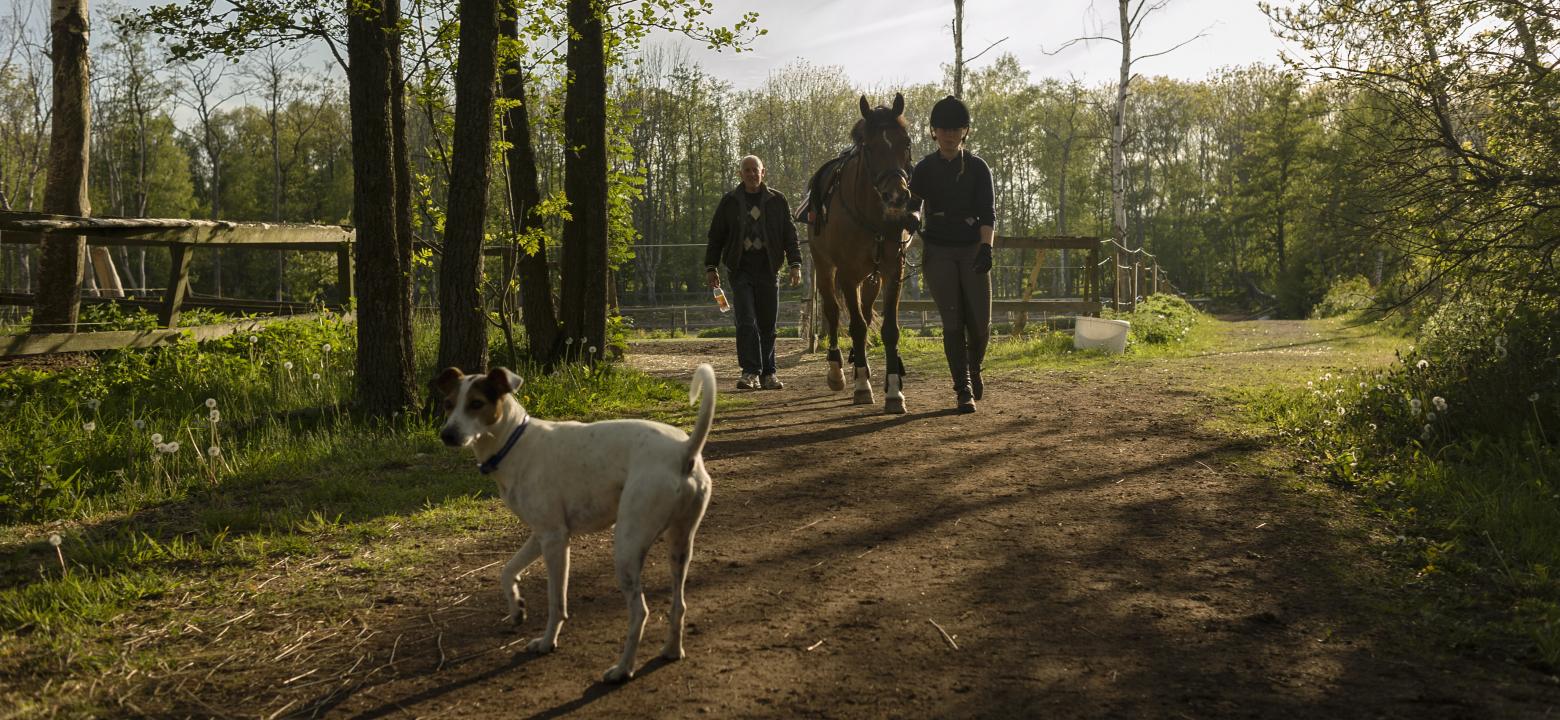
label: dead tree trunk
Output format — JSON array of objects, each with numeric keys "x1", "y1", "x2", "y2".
[{"x1": 35, "y1": 0, "x2": 91, "y2": 332}]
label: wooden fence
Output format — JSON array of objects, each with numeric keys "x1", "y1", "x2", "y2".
[{"x1": 0, "y1": 211, "x2": 356, "y2": 356}]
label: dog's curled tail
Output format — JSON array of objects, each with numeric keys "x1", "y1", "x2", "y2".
[{"x1": 686, "y1": 363, "x2": 717, "y2": 464}]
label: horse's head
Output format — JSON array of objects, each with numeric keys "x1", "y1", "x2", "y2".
[{"x1": 853, "y1": 93, "x2": 913, "y2": 209}]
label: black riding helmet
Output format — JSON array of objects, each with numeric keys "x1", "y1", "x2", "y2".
[{"x1": 929, "y1": 95, "x2": 971, "y2": 129}]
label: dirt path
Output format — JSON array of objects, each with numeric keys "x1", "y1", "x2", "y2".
[{"x1": 273, "y1": 325, "x2": 1558, "y2": 718}]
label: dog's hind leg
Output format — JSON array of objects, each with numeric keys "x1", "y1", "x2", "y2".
[
  {"x1": 661, "y1": 485, "x2": 710, "y2": 663},
  {"x1": 603, "y1": 521, "x2": 656, "y2": 684},
  {"x1": 500, "y1": 534, "x2": 543, "y2": 625},
  {"x1": 526, "y1": 532, "x2": 570, "y2": 654}
]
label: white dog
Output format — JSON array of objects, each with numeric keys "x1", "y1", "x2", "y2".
[{"x1": 431, "y1": 364, "x2": 716, "y2": 683}]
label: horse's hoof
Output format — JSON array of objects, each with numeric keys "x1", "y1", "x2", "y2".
[
  {"x1": 884, "y1": 397, "x2": 905, "y2": 414},
  {"x1": 853, "y1": 389, "x2": 875, "y2": 405},
  {"x1": 828, "y1": 374, "x2": 846, "y2": 391}
]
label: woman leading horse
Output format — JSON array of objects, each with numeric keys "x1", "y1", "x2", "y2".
[{"x1": 807, "y1": 94, "x2": 921, "y2": 414}]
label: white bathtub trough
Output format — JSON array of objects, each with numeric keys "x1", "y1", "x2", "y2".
[{"x1": 1074, "y1": 316, "x2": 1130, "y2": 354}]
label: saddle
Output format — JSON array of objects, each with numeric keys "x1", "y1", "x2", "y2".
[{"x1": 794, "y1": 147, "x2": 855, "y2": 233}]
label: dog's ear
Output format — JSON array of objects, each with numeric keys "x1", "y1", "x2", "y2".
[
  {"x1": 430, "y1": 367, "x2": 464, "y2": 398},
  {"x1": 485, "y1": 367, "x2": 524, "y2": 396}
]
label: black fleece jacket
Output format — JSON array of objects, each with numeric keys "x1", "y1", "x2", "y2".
[{"x1": 704, "y1": 184, "x2": 803, "y2": 273}]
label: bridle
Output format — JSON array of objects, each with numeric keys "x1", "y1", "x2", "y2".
[{"x1": 838, "y1": 121, "x2": 912, "y2": 237}]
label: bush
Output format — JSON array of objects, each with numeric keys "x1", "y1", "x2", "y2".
[
  {"x1": 1312, "y1": 275, "x2": 1375, "y2": 318},
  {"x1": 1265, "y1": 300, "x2": 1560, "y2": 666},
  {"x1": 1107, "y1": 293, "x2": 1203, "y2": 346}
]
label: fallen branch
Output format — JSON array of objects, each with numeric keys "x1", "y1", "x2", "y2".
[{"x1": 927, "y1": 619, "x2": 959, "y2": 650}]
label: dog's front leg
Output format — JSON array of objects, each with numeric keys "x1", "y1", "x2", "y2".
[
  {"x1": 526, "y1": 532, "x2": 570, "y2": 654},
  {"x1": 500, "y1": 534, "x2": 543, "y2": 625}
]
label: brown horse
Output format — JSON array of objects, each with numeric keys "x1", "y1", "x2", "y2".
[{"x1": 808, "y1": 94, "x2": 918, "y2": 414}]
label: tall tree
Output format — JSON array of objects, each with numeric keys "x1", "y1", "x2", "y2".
[
  {"x1": 347, "y1": 0, "x2": 418, "y2": 415},
  {"x1": 35, "y1": 0, "x2": 91, "y2": 331},
  {"x1": 437, "y1": 0, "x2": 500, "y2": 374},
  {"x1": 559, "y1": 0, "x2": 609, "y2": 361},
  {"x1": 498, "y1": 6, "x2": 560, "y2": 365}
]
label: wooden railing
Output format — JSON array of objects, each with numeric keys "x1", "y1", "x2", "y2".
[
  {"x1": 896, "y1": 235, "x2": 1104, "y2": 316},
  {"x1": 0, "y1": 210, "x2": 356, "y2": 328}
]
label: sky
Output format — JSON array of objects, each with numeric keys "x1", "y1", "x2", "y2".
[
  {"x1": 74, "y1": 0, "x2": 1299, "y2": 96},
  {"x1": 649, "y1": 0, "x2": 1299, "y2": 90}
]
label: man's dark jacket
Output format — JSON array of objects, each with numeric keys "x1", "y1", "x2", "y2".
[{"x1": 704, "y1": 184, "x2": 803, "y2": 273}]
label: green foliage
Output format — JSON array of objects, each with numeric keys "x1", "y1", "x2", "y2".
[
  {"x1": 1107, "y1": 293, "x2": 1204, "y2": 346},
  {"x1": 0, "y1": 314, "x2": 357, "y2": 522},
  {"x1": 1259, "y1": 305, "x2": 1560, "y2": 665},
  {"x1": 1312, "y1": 275, "x2": 1375, "y2": 318}
]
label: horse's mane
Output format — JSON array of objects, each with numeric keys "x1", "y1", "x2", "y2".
[{"x1": 850, "y1": 106, "x2": 908, "y2": 144}]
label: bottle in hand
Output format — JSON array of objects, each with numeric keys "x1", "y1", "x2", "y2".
[{"x1": 713, "y1": 286, "x2": 730, "y2": 313}]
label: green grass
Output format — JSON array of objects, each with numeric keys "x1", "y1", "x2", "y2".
[
  {"x1": 1240, "y1": 330, "x2": 1560, "y2": 668},
  {"x1": 0, "y1": 311, "x2": 718, "y2": 707}
]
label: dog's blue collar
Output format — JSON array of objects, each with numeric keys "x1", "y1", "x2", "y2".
[{"x1": 478, "y1": 415, "x2": 529, "y2": 475}]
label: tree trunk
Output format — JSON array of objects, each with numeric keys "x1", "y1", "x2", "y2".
[
  {"x1": 437, "y1": 0, "x2": 500, "y2": 374},
  {"x1": 499, "y1": 7, "x2": 561, "y2": 365},
  {"x1": 1112, "y1": 0, "x2": 1131, "y2": 253},
  {"x1": 391, "y1": 8, "x2": 417, "y2": 393},
  {"x1": 36, "y1": 0, "x2": 91, "y2": 332},
  {"x1": 348, "y1": 0, "x2": 418, "y2": 416},
  {"x1": 952, "y1": 0, "x2": 965, "y2": 97},
  {"x1": 560, "y1": 0, "x2": 609, "y2": 362}
]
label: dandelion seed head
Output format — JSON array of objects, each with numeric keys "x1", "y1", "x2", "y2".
[
  {"x1": 1336, "y1": 406, "x2": 1346, "y2": 417},
  {"x1": 283, "y1": 361, "x2": 294, "y2": 370},
  {"x1": 1306, "y1": 381, "x2": 1313, "y2": 389},
  {"x1": 150, "y1": 433, "x2": 164, "y2": 444},
  {"x1": 249, "y1": 335, "x2": 259, "y2": 344},
  {"x1": 1432, "y1": 396, "x2": 1447, "y2": 412},
  {"x1": 81, "y1": 421, "x2": 95, "y2": 432},
  {"x1": 589, "y1": 346, "x2": 597, "y2": 355},
  {"x1": 1531, "y1": 393, "x2": 1541, "y2": 402},
  {"x1": 209, "y1": 409, "x2": 221, "y2": 423},
  {"x1": 566, "y1": 337, "x2": 574, "y2": 345},
  {"x1": 84, "y1": 398, "x2": 99, "y2": 410},
  {"x1": 312, "y1": 373, "x2": 321, "y2": 381},
  {"x1": 165, "y1": 441, "x2": 180, "y2": 453},
  {"x1": 1410, "y1": 398, "x2": 1422, "y2": 409},
  {"x1": 133, "y1": 419, "x2": 145, "y2": 430},
  {"x1": 207, "y1": 446, "x2": 221, "y2": 458},
  {"x1": 1426, "y1": 412, "x2": 1437, "y2": 421},
  {"x1": 322, "y1": 343, "x2": 332, "y2": 353},
  {"x1": 48, "y1": 534, "x2": 61, "y2": 547},
  {"x1": 205, "y1": 398, "x2": 217, "y2": 409},
  {"x1": 1416, "y1": 359, "x2": 1429, "y2": 369}
]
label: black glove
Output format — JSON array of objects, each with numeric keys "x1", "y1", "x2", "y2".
[{"x1": 973, "y1": 243, "x2": 992, "y2": 274}]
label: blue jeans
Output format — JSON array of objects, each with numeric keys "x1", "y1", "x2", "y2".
[{"x1": 728, "y1": 258, "x2": 778, "y2": 375}]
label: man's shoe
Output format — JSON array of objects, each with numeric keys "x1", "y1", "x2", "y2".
[
  {"x1": 956, "y1": 391, "x2": 977, "y2": 414},
  {"x1": 760, "y1": 374, "x2": 784, "y2": 390},
  {"x1": 736, "y1": 372, "x2": 759, "y2": 390},
  {"x1": 971, "y1": 370, "x2": 984, "y2": 401}
]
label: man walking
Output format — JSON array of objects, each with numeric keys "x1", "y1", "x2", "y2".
[{"x1": 705, "y1": 155, "x2": 803, "y2": 390}]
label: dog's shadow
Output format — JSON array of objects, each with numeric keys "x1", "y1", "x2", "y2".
[
  {"x1": 522, "y1": 656, "x2": 677, "y2": 720},
  {"x1": 335, "y1": 653, "x2": 675, "y2": 720}
]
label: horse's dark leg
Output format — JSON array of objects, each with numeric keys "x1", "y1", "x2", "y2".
[
  {"x1": 880, "y1": 236, "x2": 907, "y2": 414},
  {"x1": 816, "y1": 260, "x2": 846, "y2": 391},
  {"x1": 841, "y1": 276, "x2": 874, "y2": 405}
]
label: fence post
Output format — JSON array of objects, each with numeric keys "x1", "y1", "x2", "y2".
[
  {"x1": 1132, "y1": 260, "x2": 1141, "y2": 311},
  {"x1": 1152, "y1": 260, "x2": 1159, "y2": 296},
  {"x1": 1113, "y1": 250, "x2": 1122, "y2": 310},
  {"x1": 159, "y1": 243, "x2": 193, "y2": 328},
  {"x1": 336, "y1": 243, "x2": 355, "y2": 309}
]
